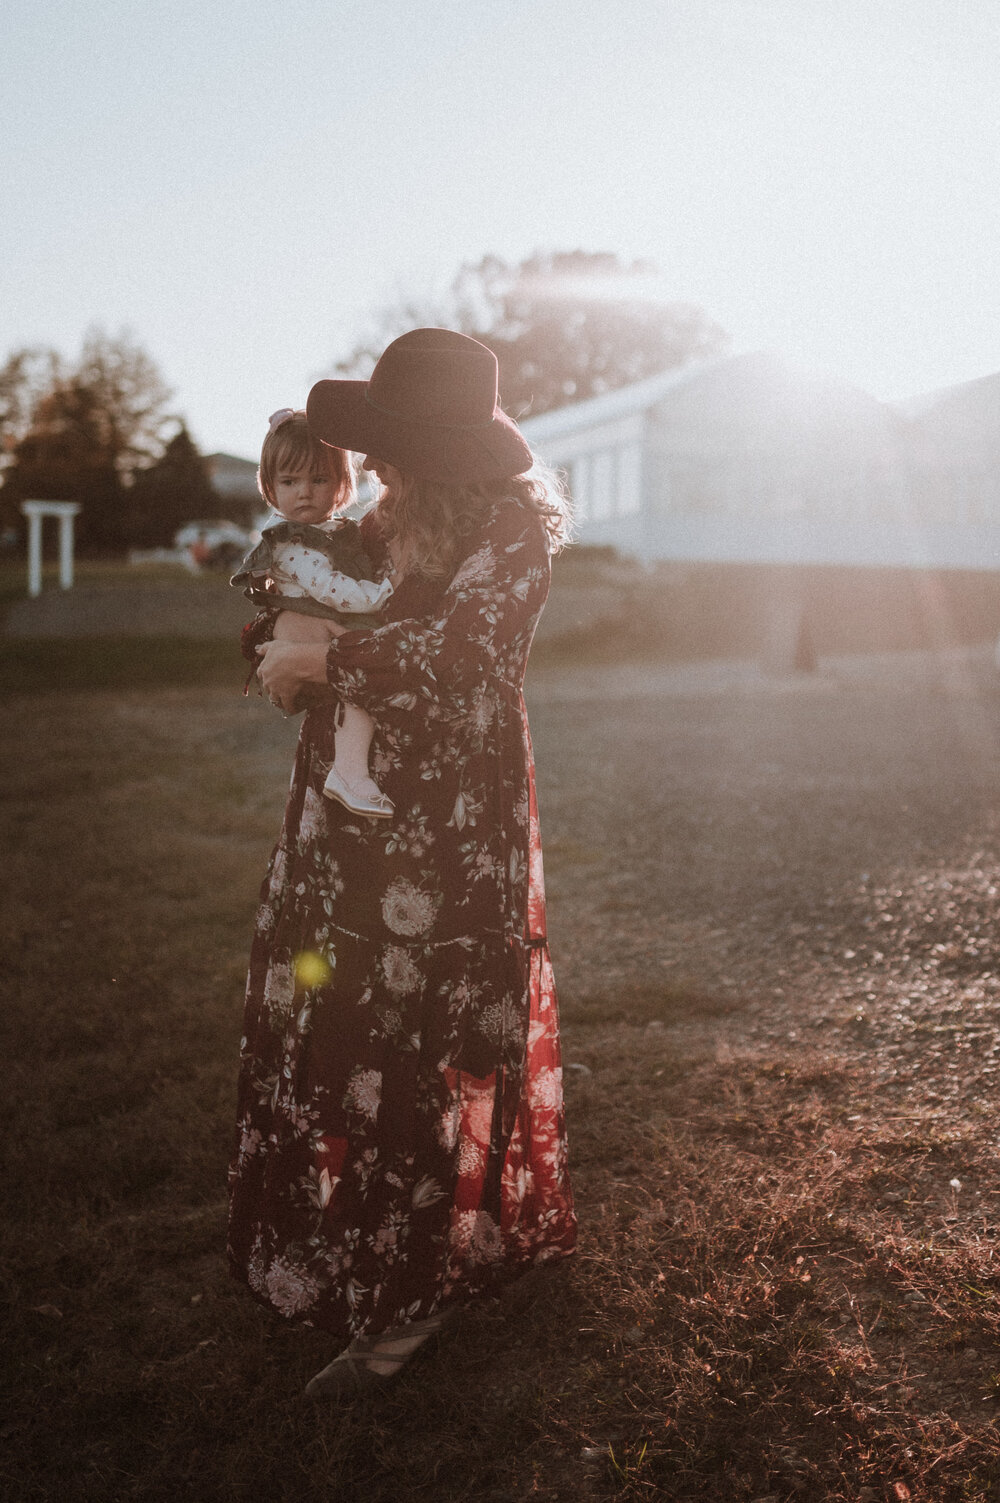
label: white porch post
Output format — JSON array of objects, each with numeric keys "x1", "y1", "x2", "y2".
[
  {"x1": 25, "y1": 507, "x2": 43, "y2": 597},
  {"x1": 59, "y1": 511, "x2": 76, "y2": 588},
  {"x1": 21, "y1": 501, "x2": 81, "y2": 597}
]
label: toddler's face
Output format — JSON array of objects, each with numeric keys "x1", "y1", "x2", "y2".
[{"x1": 272, "y1": 464, "x2": 338, "y2": 525}]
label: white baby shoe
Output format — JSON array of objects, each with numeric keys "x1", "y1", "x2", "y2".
[{"x1": 323, "y1": 766, "x2": 394, "y2": 819}]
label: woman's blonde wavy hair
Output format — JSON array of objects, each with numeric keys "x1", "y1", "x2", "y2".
[{"x1": 372, "y1": 459, "x2": 574, "y2": 580}]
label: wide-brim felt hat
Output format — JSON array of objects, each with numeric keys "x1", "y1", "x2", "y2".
[{"x1": 306, "y1": 327, "x2": 533, "y2": 486}]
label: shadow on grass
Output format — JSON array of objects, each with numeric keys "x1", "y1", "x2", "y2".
[
  {"x1": 10, "y1": 1026, "x2": 1000, "y2": 1501},
  {"x1": 2, "y1": 635, "x2": 242, "y2": 695}
]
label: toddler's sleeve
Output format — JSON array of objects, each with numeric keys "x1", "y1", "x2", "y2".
[{"x1": 306, "y1": 568, "x2": 394, "y2": 615}]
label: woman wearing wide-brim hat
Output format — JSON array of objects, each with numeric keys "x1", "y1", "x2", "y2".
[{"x1": 228, "y1": 329, "x2": 578, "y2": 1397}]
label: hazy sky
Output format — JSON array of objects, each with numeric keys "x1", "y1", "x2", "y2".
[{"x1": 3, "y1": 0, "x2": 999, "y2": 458}]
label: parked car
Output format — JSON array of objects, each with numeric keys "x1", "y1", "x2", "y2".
[{"x1": 174, "y1": 520, "x2": 253, "y2": 571}]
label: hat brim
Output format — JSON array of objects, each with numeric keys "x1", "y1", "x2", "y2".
[{"x1": 306, "y1": 379, "x2": 533, "y2": 485}]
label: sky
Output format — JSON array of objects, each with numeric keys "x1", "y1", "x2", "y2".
[{"x1": 3, "y1": 0, "x2": 999, "y2": 459}]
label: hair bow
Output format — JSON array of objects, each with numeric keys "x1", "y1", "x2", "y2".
[{"x1": 268, "y1": 408, "x2": 298, "y2": 431}]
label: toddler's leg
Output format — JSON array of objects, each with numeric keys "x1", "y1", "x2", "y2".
[
  {"x1": 323, "y1": 704, "x2": 394, "y2": 819},
  {"x1": 267, "y1": 613, "x2": 391, "y2": 818}
]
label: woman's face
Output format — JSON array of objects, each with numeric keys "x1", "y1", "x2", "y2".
[{"x1": 363, "y1": 456, "x2": 403, "y2": 498}]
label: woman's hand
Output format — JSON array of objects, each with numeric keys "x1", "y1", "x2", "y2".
[{"x1": 256, "y1": 640, "x2": 331, "y2": 713}]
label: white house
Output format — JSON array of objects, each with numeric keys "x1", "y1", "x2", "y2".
[
  {"x1": 519, "y1": 352, "x2": 1000, "y2": 573},
  {"x1": 205, "y1": 452, "x2": 260, "y2": 525}
]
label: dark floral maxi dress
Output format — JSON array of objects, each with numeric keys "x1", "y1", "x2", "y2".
[{"x1": 227, "y1": 496, "x2": 577, "y2": 1337}]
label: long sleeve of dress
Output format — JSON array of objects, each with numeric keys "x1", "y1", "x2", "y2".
[{"x1": 324, "y1": 500, "x2": 550, "y2": 727}]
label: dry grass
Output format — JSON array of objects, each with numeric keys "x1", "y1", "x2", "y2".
[{"x1": 4, "y1": 644, "x2": 1000, "y2": 1501}]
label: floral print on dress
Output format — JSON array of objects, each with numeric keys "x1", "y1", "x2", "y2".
[
  {"x1": 265, "y1": 1256, "x2": 322, "y2": 1317},
  {"x1": 227, "y1": 498, "x2": 577, "y2": 1339},
  {"x1": 381, "y1": 878, "x2": 439, "y2": 937}
]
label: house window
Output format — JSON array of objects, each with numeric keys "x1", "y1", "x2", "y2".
[
  {"x1": 568, "y1": 443, "x2": 643, "y2": 523},
  {"x1": 570, "y1": 454, "x2": 592, "y2": 522},
  {"x1": 591, "y1": 450, "x2": 616, "y2": 520},
  {"x1": 617, "y1": 444, "x2": 642, "y2": 515}
]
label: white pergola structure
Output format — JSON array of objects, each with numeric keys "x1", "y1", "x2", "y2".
[{"x1": 21, "y1": 500, "x2": 81, "y2": 597}]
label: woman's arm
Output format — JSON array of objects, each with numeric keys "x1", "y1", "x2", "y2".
[
  {"x1": 324, "y1": 501, "x2": 550, "y2": 720},
  {"x1": 256, "y1": 501, "x2": 549, "y2": 717},
  {"x1": 256, "y1": 629, "x2": 345, "y2": 711}
]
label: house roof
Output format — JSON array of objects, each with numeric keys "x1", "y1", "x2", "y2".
[
  {"x1": 896, "y1": 368, "x2": 1000, "y2": 422},
  {"x1": 518, "y1": 353, "x2": 741, "y2": 441},
  {"x1": 205, "y1": 452, "x2": 259, "y2": 497},
  {"x1": 205, "y1": 451, "x2": 258, "y2": 473},
  {"x1": 515, "y1": 348, "x2": 881, "y2": 440}
]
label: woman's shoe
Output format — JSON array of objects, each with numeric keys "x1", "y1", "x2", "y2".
[
  {"x1": 322, "y1": 766, "x2": 394, "y2": 819},
  {"x1": 303, "y1": 1334, "x2": 410, "y2": 1398},
  {"x1": 304, "y1": 1308, "x2": 457, "y2": 1399}
]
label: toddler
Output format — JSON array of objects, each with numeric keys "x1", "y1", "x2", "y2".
[{"x1": 232, "y1": 409, "x2": 394, "y2": 819}]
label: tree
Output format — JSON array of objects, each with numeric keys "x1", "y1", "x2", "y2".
[
  {"x1": 73, "y1": 327, "x2": 173, "y2": 476},
  {"x1": 2, "y1": 379, "x2": 124, "y2": 554},
  {"x1": 0, "y1": 347, "x2": 62, "y2": 538},
  {"x1": 0, "y1": 346, "x2": 60, "y2": 436},
  {"x1": 126, "y1": 423, "x2": 217, "y2": 547},
  {"x1": 0, "y1": 328, "x2": 174, "y2": 553},
  {"x1": 0, "y1": 346, "x2": 61, "y2": 468},
  {"x1": 331, "y1": 251, "x2": 729, "y2": 418}
]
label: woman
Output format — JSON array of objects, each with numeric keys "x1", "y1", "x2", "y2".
[{"x1": 228, "y1": 328, "x2": 577, "y2": 1397}]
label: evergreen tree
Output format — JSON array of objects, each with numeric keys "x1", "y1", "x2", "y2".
[{"x1": 126, "y1": 424, "x2": 217, "y2": 547}]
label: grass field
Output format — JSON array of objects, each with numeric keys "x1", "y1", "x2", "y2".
[{"x1": 5, "y1": 630, "x2": 1000, "y2": 1500}]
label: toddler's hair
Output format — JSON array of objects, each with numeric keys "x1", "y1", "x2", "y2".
[{"x1": 257, "y1": 410, "x2": 355, "y2": 512}]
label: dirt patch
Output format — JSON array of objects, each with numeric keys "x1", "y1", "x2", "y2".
[{"x1": 528, "y1": 644, "x2": 1000, "y2": 1012}]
